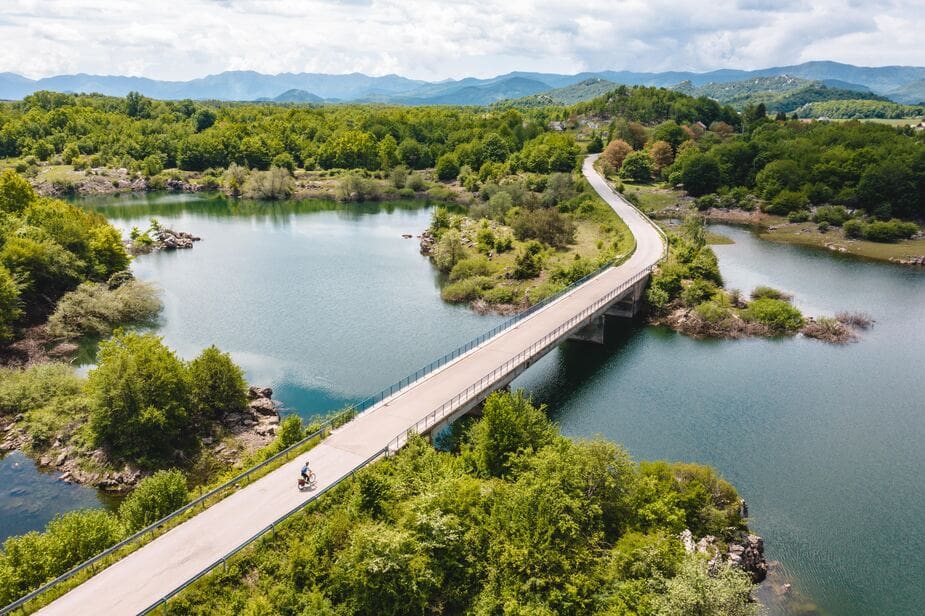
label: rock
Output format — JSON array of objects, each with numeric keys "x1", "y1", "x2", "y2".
[
  {"x1": 248, "y1": 386, "x2": 273, "y2": 399},
  {"x1": 59, "y1": 472, "x2": 72, "y2": 482},
  {"x1": 249, "y1": 397, "x2": 278, "y2": 416},
  {"x1": 267, "y1": 415, "x2": 280, "y2": 425},
  {"x1": 55, "y1": 452, "x2": 67, "y2": 466},
  {"x1": 214, "y1": 444, "x2": 226, "y2": 454},
  {"x1": 223, "y1": 412, "x2": 244, "y2": 425},
  {"x1": 401, "y1": 233, "x2": 413, "y2": 239},
  {"x1": 739, "y1": 498, "x2": 749, "y2": 519},
  {"x1": 39, "y1": 455, "x2": 51, "y2": 466},
  {"x1": 242, "y1": 419, "x2": 256, "y2": 427},
  {"x1": 202, "y1": 436, "x2": 214, "y2": 445},
  {"x1": 680, "y1": 529, "x2": 696, "y2": 553}
]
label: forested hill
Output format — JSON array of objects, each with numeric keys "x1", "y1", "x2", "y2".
[{"x1": 670, "y1": 76, "x2": 888, "y2": 112}]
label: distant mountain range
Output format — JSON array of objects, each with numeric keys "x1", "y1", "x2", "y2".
[{"x1": 1, "y1": 61, "x2": 924, "y2": 105}]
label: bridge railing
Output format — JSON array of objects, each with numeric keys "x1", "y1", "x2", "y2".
[
  {"x1": 386, "y1": 265, "x2": 654, "y2": 451},
  {"x1": 137, "y1": 264, "x2": 654, "y2": 615}
]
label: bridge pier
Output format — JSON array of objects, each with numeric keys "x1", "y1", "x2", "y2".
[{"x1": 569, "y1": 275, "x2": 649, "y2": 344}]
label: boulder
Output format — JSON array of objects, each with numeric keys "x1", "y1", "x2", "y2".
[
  {"x1": 248, "y1": 386, "x2": 273, "y2": 400},
  {"x1": 249, "y1": 397, "x2": 278, "y2": 416},
  {"x1": 55, "y1": 452, "x2": 68, "y2": 466}
]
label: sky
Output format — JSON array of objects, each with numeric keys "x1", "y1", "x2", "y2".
[{"x1": 1, "y1": 0, "x2": 923, "y2": 81}]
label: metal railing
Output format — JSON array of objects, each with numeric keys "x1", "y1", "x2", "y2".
[
  {"x1": 7, "y1": 158, "x2": 669, "y2": 616},
  {"x1": 384, "y1": 266, "x2": 654, "y2": 452},
  {"x1": 0, "y1": 417, "x2": 346, "y2": 615},
  {"x1": 138, "y1": 447, "x2": 388, "y2": 616},
  {"x1": 136, "y1": 264, "x2": 655, "y2": 615}
]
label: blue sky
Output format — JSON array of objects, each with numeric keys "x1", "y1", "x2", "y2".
[{"x1": 1, "y1": 0, "x2": 922, "y2": 80}]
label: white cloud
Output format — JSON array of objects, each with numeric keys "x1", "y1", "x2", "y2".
[{"x1": 0, "y1": 0, "x2": 922, "y2": 80}]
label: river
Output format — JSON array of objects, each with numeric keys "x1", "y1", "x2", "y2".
[{"x1": 4, "y1": 193, "x2": 924, "y2": 615}]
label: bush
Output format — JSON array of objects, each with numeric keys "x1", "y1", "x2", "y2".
[
  {"x1": 481, "y1": 285, "x2": 519, "y2": 304},
  {"x1": 511, "y1": 208, "x2": 576, "y2": 248},
  {"x1": 406, "y1": 172, "x2": 426, "y2": 191},
  {"x1": 335, "y1": 173, "x2": 380, "y2": 202},
  {"x1": 271, "y1": 152, "x2": 296, "y2": 173},
  {"x1": 88, "y1": 331, "x2": 193, "y2": 463},
  {"x1": 0, "y1": 265, "x2": 21, "y2": 343},
  {"x1": 694, "y1": 299, "x2": 732, "y2": 323},
  {"x1": 441, "y1": 276, "x2": 494, "y2": 303},
  {"x1": 513, "y1": 241, "x2": 544, "y2": 279},
  {"x1": 843, "y1": 218, "x2": 865, "y2": 239},
  {"x1": 45, "y1": 280, "x2": 162, "y2": 340},
  {"x1": 0, "y1": 509, "x2": 124, "y2": 605},
  {"x1": 680, "y1": 279, "x2": 718, "y2": 307},
  {"x1": 862, "y1": 220, "x2": 918, "y2": 242},
  {"x1": 749, "y1": 286, "x2": 791, "y2": 301},
  {"x1": 188, "y1": 346, "x2": 248, "y2": 420},
  {"x1": 619, "y1": 151, "x2": 654, "y2": 182},
  {"x1": 435, "y1": 153, "x2": 460, "y2": 181},
  {"x1": 743, "y1": 298, "x2": 803, "y2": 332},
  {"x1": 0, "y1": 363, "x2": 83, "y2": 416},
  {"x1": 390, "y1": 166, "x2": 409, "y2": 189},
  {"x1": 449, "y1": 256, "x2": 494, "y2": 281},
  {"x1": 787, "y1": 210, "x2": 810, "y2": 223},
  {"x1": 118, "y1": 470, "x2": 189, "y2": 532},
  {"x1": 812, "y1": 205, "x2": 849, "y2": 227},
  {"x1": 765, "y1": 190, "x2": 809, "y2": 215},
  {"x1": 243, "y1": 167, "x2": 294, "y2": 200},
  {"x1": 432, "y1": 230, "x2": 467, "y2": 273}
]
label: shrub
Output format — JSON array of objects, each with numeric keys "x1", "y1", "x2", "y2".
[
  {"x1": 0, "y1": 265, "x2": 21, "y2": 343},
  {"x1": 750, "y1": 286, "x2": 791, "y2": 301},
  {"x1": 743, "y1": 298, "x2": 804, "y2": 332},
  {"x1": 680, "y1": 279, "x2": 718, "y2": 307},
  {"x1": 432, "y1": 230, "x2": 467, "y2": 273},
  {"x1": 694, "y1": 299, "x2": 732, "y2": 323},
  {"x1": 511, "y1": 208, "x2": 576, "y2": 248},
  {"x1": 118, "y1": 470, "x2": 189, "y2": 532},
  {"x1": 695, "y1": 194, "x2": 719, "y2": 211},
  {"x1": 481, "y1": 285, "x2": 519, "y2": 304},
  {"x1": 862, "y1": 220, "x2": 918, "y2": 242},
  {"x1": 243, "y1": 167, "x2": 294, "y2": 200},
  {"x1": 435, "y1": 153, "x2": 460, "y2": 181},
  {"x1": 513, "y1": 241, "x2": 544, "y2": 279},
  {"x1": 765, "y1": 190, "x2": 809, "y2": 215},
  {"x1": 0, "y1": 509, "x2": 124, "y2": 605},
  {"x1": 842, "y1": 218, "x2": 865, "y2": 238},
  {"x1": 449, "y1": 256, "x2": 494, "y2": 281},
  {"x1": 551, "y1": 257, "x2": 598, "y2": 286},
  {"x1": 45, "y1": 280, "x2": 162, "y2": 340},
  {"x1": 188, "y1": 345, "x2": 248, "y2": 420},
  {"x1": 787, "y1": 210, "x2": 810, "y2": 223},
  {"x1": 406, "y1": 172, "x2": 426, "y2": 191},
  {"x1": 271, "y1": 152, "x2": 296, "y2": 173},
  {"x1": 441, "y1": 276, "x2": 494, "y2": 303},
  {"x1": 812, "y1": 205, "x2": 849, "y2": 227},
  {"x1": 335, "y1": 173, "x2": 380, "y2": 202},
  {"x1": 88, "y1": 331, "x2": 193, "y2": 463},
  {"x1": 0, "y1": 363, "x2": 83, "y2": 416},
  {"x1": 619, "y1": 151, "x2": 654, "y2": 182}
]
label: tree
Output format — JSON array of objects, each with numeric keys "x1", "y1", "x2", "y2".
[
  {"x1": 192, "y1": 108, "x2": 217, "y2": 132},
  {"x1": 0, "y1": 265, "x2": 21, "y2": 343},
  {"x1": 432, "y1": 230, "x2": 466, "y2": 273},
  {"x1": 397, "y1": 138, "x2": 431, "y2": 170},
  {"x1": 620, "y1": 151, "x2": 655, "y2": 182},
  {"x1": 118, "y1": 470, "x2": 189, "y2": 532},
  {"x1": 435, "y1": 153, "x2": 460, "y2": 181},
  {"x1": 88, "y1": 331, "x2": 193, "y2": 462},
  {"x1": 652, "y1": 121, "x2": 688, "y2": 151},
  {"x1": 649, "y1": 140, "x2": 674, "y2": 175},
  {"x1": 654, "y1": 556, "x2": 757, "y2": 616},
  {"x1": 465, "y1": 390, "x2": 555, "y2": 477},
  {"x1": 0, "y1": 169, "x2": 36, "y2": 214},
  {"x1": 188, "y1": 345, "x2": 248, "y2": 420},
  {"x1": 378, "y1": 134, "x2": 399, "y2": 170},
  {"x1": 602, "y1": 139, "x2": 632, "y2": 172},
  {"x1": 513, "y1": 240, "x2": 545, "y2": 279},
  {"x1": 677, "y1": 153, "x2": 721, "y2": 197},
  {"x1": 271, "y1": 152, "x2": 296, "y2": 173}
]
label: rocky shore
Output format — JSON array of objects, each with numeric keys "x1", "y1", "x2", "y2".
[
  {"x1": 0, "y1": 385, "x2": 284, "y2": 492},
  {"x1": 128, "y1": 226, "x2": 201, "y2": 255},
  {"x1": 681, "y1": 528, "x2": 768, "y2": 583}
]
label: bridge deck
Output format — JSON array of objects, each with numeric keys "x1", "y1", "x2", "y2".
[{"x1": 36, "y1": 155, "x2": 665, "y2": 615}]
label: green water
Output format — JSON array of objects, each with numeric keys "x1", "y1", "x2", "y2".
[{"x1": 7, "y1": 193, "x2": 924, "y2": 614}]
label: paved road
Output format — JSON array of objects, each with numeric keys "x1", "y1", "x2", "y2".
[{"x1": 37, "y1": 155, "x2": 665, "y2": 615}]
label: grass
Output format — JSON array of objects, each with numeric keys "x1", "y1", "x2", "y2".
[
  {"x1": 760, "y1": 222, "x2": 925, "y2": 262},
  {"x1": 620, "y1": 181, "x2": 686, "y2": 213},
  {"x1": 706, "y1": 231, "x2": 735, "y2": 245}
]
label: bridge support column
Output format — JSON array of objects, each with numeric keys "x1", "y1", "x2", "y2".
[{"x1": 569, "y1": 314, "x2": 606, "y2": 344}]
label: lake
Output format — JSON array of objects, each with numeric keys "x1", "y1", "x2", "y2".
[{"x1": 6, "y1": 193, "x2": 923, "y2": 615}]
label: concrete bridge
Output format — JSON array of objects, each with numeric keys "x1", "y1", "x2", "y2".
[{"x1": 34, "y1": 155, "x2": 666, "y2": 615}]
